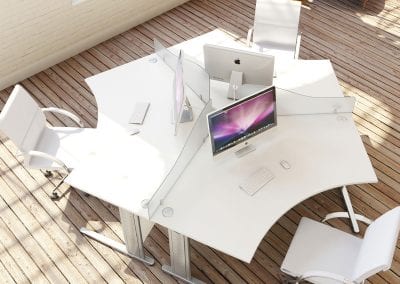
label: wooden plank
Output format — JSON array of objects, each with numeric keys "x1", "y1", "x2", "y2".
[
  {"x1": 0, "y1": 257, "x2": 15, "y2": 284},
  {"x1": 0, "y1": 218, "x2": 30, "y2": 283},
  {"x1": 300, "y1": 16, "x2": 400, "y2": 101},
  {"x1": 0, "y1": 145, "x2": 110, "y2": 283},
  {"x1": 0, "y1": 215, "x2": 49, "y2": 283}
]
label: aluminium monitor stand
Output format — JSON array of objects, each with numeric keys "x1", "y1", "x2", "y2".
[
  {"x1": 235, "y1": 141, "x2": 256, "y2": 158},
  {"x1": 227, "y1": 70, "x2": 243, "y2": 100},
  {"x1": 180, "y1": 97, "x2": 194, "y2": 123}
]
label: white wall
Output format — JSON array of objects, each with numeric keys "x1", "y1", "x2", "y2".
[{"x1": 0, "y1": 0, "x2": 187, "y2": 90}]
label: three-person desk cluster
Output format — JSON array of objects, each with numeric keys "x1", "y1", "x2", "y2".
[{"x1": 65, "y1": 30, "x2": 377, "y2": 283}]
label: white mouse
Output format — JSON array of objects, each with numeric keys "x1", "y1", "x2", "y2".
[{"x1": 280, "y1": 160, "x2": 291, "y2": 170}]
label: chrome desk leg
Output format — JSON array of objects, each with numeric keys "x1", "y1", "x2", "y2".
[
  {"x1": 323, "y1": 186, "x2": 360, "y2": 233},
  {"x1": 80, "y1": 208, "x2": 154, "y2": 265},
  {"x1": 162, "y1": 230, "x2": 204, "y2": 284}
]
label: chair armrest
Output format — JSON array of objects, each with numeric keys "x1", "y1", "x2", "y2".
[
  {"x1": 246, "y1": 26, "x2": 254, "y2": 47},
  {"x1": 41, "y1": 107, "x2": 84, "y2": 127},
  {"x1": 322, "y1": 212, "x2": 373, "y2": 225},
  {"x1": 294, "y1": 32, "x2": 302, "y2": 59},
  {"x1": 298, "y1": 270, "x2": 354, "y2": 283},
  {"x1": 28, "y1": 150, "x2": 70, "y2": 173}
]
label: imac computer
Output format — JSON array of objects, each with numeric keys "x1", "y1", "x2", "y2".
[
  {"x1": 172, "y1": 50, "x2": 193, "y2": 136},
  {"x1": 207, "y1": 86, "x2": 277, "y2": 158},
  {"x1": 203, "y1": 44, "x2": 275, "y2": 100}
]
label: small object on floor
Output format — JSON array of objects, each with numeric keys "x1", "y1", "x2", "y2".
[{"x1": 44, "y1": 170, "x2": 53, "y2": 177}]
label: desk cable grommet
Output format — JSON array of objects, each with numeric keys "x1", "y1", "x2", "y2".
[{"x1": 162, "y1": 207, "x2": 174, "y2": 217}]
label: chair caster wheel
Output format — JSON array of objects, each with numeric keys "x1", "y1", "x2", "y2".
[
  {"x1": 44, "y1": 171, "x2": 53, "y2": 178},
  {"x1": 50, "y1": 192, "x2": 60, "y2": 200}
]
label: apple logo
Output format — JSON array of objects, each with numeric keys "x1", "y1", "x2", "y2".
[{"x1": 234, "y1": 58, "x2": 241, "y2": 64}]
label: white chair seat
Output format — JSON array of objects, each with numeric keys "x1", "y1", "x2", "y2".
[
  {"x1": 252, "y1": 42, "x2": 295, "y2": 57},
  {"x1": 281, "y1": 217, "x2": 362, "y2": 283},
  {"x1": 30, "y1": 127, "x2": 98, "y2": 170},
  {"x1": 282, "y1": 207, "x2": 400, "y2": 283},
  {"x1": 252, "y1": 41, "x2": 297, "y2": 58},
  {"x1": 251, "y1": 43, "x2": 296, "y2": 73}
]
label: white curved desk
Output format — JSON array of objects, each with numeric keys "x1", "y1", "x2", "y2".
[
  {"x1": 152, "y1": 112, "x2": 376, "y2": 263},
  {"x1": 67, "y1": 29, "x2": 377, "y2": 283},
  {"x1": 150, "y1": 30, "x2": 376, "y2": 264}
]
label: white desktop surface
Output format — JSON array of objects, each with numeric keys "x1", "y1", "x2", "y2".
[
  {"x1": 64, "y1": 131, "x2": 173, "y2": 216},
  {"x1": 68, "y1": 29, "x2": 377, "y2": 263},
  {"x1": 65, "y1": 56, "x2": 205, "y2": 216}
]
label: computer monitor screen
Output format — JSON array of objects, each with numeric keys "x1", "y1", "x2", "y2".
[
  {"x1": 207, "y1": 86, "x2": 277, "y2": 156},
  {"x1": 203, "y1": 44, "x2": 275, "y2": 86}
]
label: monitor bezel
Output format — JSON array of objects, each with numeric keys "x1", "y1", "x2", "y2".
[{"x1": 207, "y1": 86, "x2": 277, "y2": 156}]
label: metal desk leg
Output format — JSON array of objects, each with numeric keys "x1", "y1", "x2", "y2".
[
  {"x1": 80, "y1": 208, "x2": 154, "y2": 265},
  {"x1": 341, "y1": 186, "x2": 360, "y2": 233},
  {"x1": 162, "y1": 230, "x2": 204, "y2": 284},
  {"x1": 322, "y1": 186, "x2": 360, "y2": 233}
]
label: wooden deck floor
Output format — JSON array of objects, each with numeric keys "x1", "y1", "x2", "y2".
[{"x1": 0, "y1": 0, "x2": 399, "y2": 282}]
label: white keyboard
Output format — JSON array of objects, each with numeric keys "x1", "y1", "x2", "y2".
[{"x1": 239, "y1": 167, "x2": 274, "y2": 196}]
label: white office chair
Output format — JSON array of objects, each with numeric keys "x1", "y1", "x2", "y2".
[
  {"x1": 281, "y1": 206, "x2": 400, "y2": 284},
  {"x1": 247, "y1": 0, "x2": 302, "y2": 60},
  {"x1": 0, "y1": 84, "x2": 97, "y2": 199}
]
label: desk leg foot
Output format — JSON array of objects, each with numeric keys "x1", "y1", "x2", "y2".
[
  {"x1": 80, "y1": 228, "x2": 154, "y2": 265},
  {"x1": 162, "y1": 230, "x2": 205, "y2": 284},
  {"x1": 162, "y1": 265, "x2": 204, "y2": 284},
  {"x1": 80, "y1": 208, "x2": 155, "y2": 266},
  {"x1": 322, "y1": 186, "x2": 372, "y2": 233}
]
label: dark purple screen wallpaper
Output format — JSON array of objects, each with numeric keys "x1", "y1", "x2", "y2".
[{"x1": 209, "y1": 89, "x2": 276, "y2": 154}]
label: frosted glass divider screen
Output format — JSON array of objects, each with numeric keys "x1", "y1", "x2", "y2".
[
  {"x1": 276, "y1": 88, "x2": 356, "y2": 116},
  {"x1": 154, "y1": 38, "x2": 178, "y2": 71},
  {"x1": 147, "y1": 100, "x2": 213, "y2": 218},
  {"x1": 154, "y1": 38, "x2": 210, "y2": 103},
  {"x1": 183, "y1": 57, "x2": 210, "y2": 103}
]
